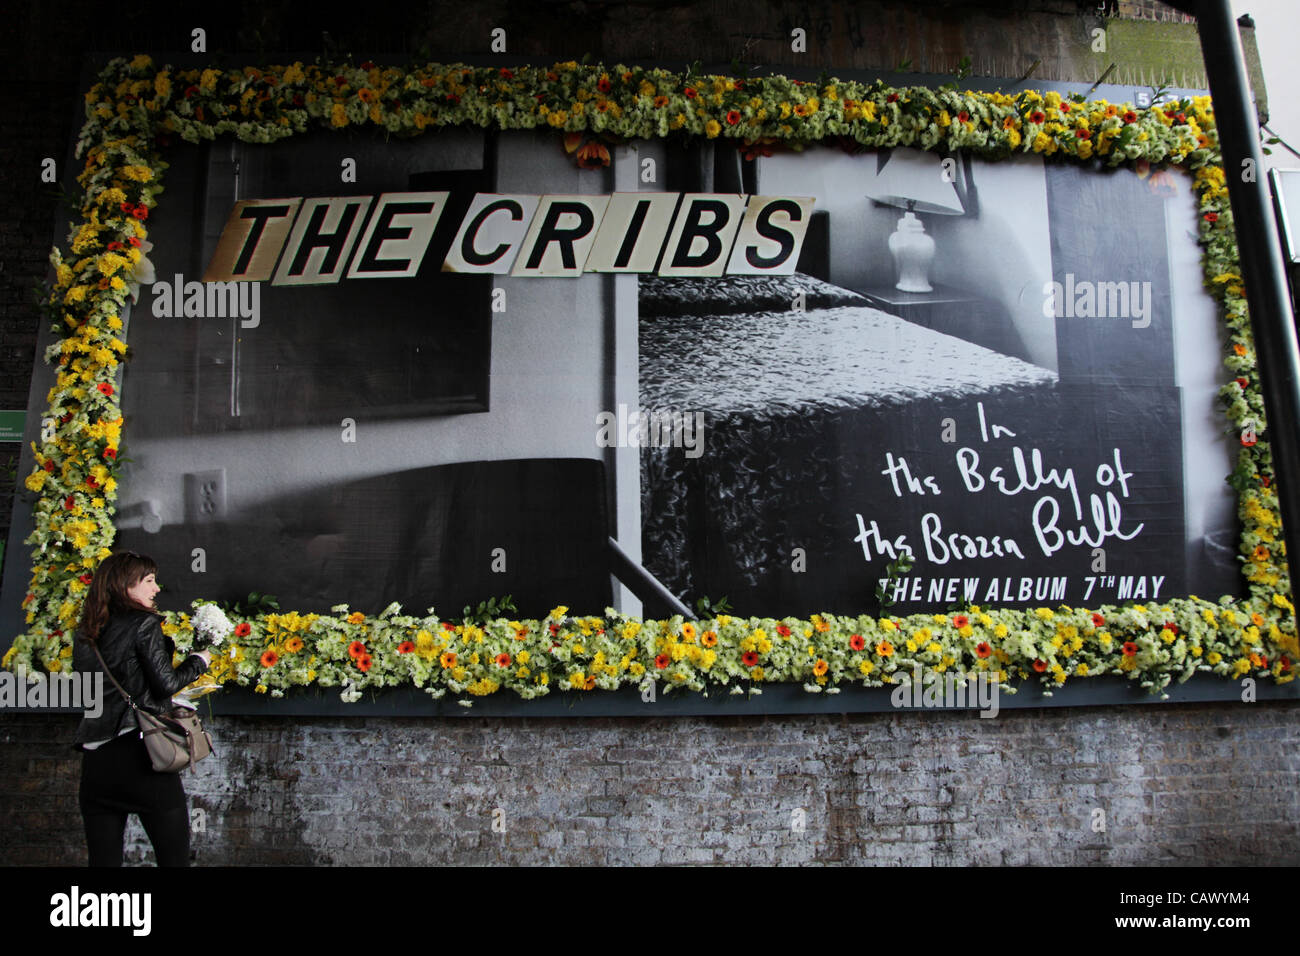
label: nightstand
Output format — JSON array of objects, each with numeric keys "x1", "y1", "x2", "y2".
[{"x1": 854, "y1": 282, "x2": 1027, "y2": 360}]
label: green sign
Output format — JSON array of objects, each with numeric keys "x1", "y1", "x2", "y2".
[{"x1": 0, "y1": 410, "x2": 26, "y2": 442}]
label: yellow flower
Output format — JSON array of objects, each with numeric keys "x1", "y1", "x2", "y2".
[
  {"x1": 812, "y1": 659, "x2": 829, "y2": 676},
  {"x1": 704, "y1": 119, "x2": 721, "y2": 138},
  {"x1": 859, "y1": 660, "x2": 875, "y2": 676},
  {"x1": 331, "y1": 103, "x2": 348, "y2": 127}
]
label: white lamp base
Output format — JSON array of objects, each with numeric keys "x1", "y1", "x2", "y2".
[{"x1": 888, "y1": 211, "x2": 936, "y2": 293}]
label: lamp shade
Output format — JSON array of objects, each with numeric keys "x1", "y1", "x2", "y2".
[{"x1": 865, "y1": 148, "x2": 966, "y2": 215}]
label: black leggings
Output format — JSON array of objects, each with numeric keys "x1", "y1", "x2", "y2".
[{"x1": 83, "y1": 808, "x2": 190, "y2": 867}]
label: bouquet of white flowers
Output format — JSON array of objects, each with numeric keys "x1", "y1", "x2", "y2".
[{"x1": 190, "y1": 602, "x2": 234, "y2": 648}]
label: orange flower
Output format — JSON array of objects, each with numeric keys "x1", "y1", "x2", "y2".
[
  {"x1": 1032, "y1": 658, "x2": 1048, "y2": 672},
  {"x1": 975, "y1": 642, "x2": 992, "y2": 659},
  {"x1": 348, "y1": 640, "x2": 366, "y2": 659},
  {"x1": 1253, "y1": 546, "x2": 1269, "y2": 562},
  {"x1": 952, "y1": 614, "x2": 969, "y2": 629},
  {"x1": 439, "y1": 651, "x2": 457, "y2": 668},
  {"x1": 1251, "y1": 612, "x2": 1266, "y2": 627},
  {"x1": 1122, "y1": 642, "x2": 1138, "y2": 657},
  {"x1": 347, "y1": 612, "x2": 365, "y2": 624},
  {"x1": 876, "y1": 640, "x2": 894, "y2": 657},
  {"x1": 849, "y1": 634, "x2": 866, "y2": 651},
  {"x1": 654, "y1": 654, "x2": 670, "y2": 669},
  {"x1": 397, "y1": 641, "x2": 415, "y2": 654},
  {"x1": 742, "y1": 651, "x2": 759, "y2": 667},
  {"x1": 284, "y1": 636, "x2": 304, "y2": 653},
  {"x1": 357, "y1": 88, "x2": 376, "y2": 103},
  {"x1": 259, "y1": 649, "x2": 279, "y2": 667},
  {"x1": 812, "y1": 659, "x2": 829, "y2": 676},
  {"x1": 356, "y1": 653, "x2": 372, "y2": 672},
  {"x1": 584, "y1": 675, "x2": 596, "y2": 690},
  {"x1": 495, "y1": 653, "x2": 512, "y2": 667},
  {"x1": 575, "y1": 141, "x2": 610, "y2": 168},
  {"x1": 234, "y1": 622, "x2": 251, "y2": 637},
  {"x1": 702, "y1": 630, "x2": 718, "y2": 647},
  {"x1": 1233, "y1": 343, "x2": 1247, "y2": 356}
]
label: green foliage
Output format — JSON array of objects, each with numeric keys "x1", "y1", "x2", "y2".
[
  {"x1": 463, "y1": 594, "x2": 517, "y2": 625},
  {"x1": 694, "y1": 594, "x2": 733, "y2": 617},
  {"x1": 874, "y1": 552, "x2": 915, "y2": 615},
  {"x1": 222, "y1": 591, "x2": 280, "y2": 615}
]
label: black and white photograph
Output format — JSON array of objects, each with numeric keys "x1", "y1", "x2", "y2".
[{"x1": 1, "y1": 0, "x2": 1298, "y2": 883}]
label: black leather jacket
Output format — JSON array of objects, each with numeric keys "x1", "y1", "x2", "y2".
[{"x1": 72, "y1": 608, "x2": 209, "y2": 749}]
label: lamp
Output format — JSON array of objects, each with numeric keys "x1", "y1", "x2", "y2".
[{"x1": 866, "y1": 149, "x2": 970, "y2": 293}]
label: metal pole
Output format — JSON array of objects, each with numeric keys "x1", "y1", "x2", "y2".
[{"x1": 1179, "y1": 0, "x2": 1300, "y2": 601}]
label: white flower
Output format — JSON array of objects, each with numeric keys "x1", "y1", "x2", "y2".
[
  {"x1": 191, "y1": 602, "x2": 233, "y2": 646},
  {"x1": 126, "y1": 240, "x2": 155, "y2": 305}
]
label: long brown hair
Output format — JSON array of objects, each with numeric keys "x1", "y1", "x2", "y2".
[{"x1": 77, "y1": 551, "x2": 159, "y2": 643}]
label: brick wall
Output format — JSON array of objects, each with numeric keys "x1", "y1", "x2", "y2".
[
  {"x1": 5, "y1": 0, "x2": 1299, "y2": 868},
  {"x1": 5, "y1": 703, "x2": 1298, "y2": 866}
]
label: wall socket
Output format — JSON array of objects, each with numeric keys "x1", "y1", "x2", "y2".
[{"x1": 184, "y1": 469, "x2": 227, "y2": 524}]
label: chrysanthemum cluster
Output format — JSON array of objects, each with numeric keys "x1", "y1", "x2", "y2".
[{"x1": 2, "y1": 55, "x2": 1291, "y2": 699}]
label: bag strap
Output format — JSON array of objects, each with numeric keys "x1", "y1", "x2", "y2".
[{"x1": 90, "y1": 640, "x2": 143, "y2": 715}]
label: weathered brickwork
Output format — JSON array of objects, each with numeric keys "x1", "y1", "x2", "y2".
[{"x1": 3, "y1": 704, "x2": 1298, "y2": 865}]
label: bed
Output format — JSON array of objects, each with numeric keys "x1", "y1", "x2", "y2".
[{"x1": 638, "y1": 272, "x2": 1064, "y2": 617}]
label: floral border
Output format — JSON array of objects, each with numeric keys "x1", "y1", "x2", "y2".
[{"x1": 3, "y1": 54, "x2": 1294, "y2": 703}]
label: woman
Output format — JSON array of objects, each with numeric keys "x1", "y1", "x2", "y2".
[{"x1": 73, "y1": 552, "x2": 212, "y2": 867}]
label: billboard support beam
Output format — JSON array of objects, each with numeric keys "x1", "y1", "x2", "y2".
[{"x1": 1170, "y1": 0, "x2": 1300, "y2": 601}]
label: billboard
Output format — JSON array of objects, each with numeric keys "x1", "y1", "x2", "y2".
[{"x1": 2, "y1": 58, "x2": 1292, "y2": 706}]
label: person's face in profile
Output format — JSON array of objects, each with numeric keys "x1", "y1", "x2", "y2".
[{"x1": 127, "y1": 572, "x2": 160, "y2": 609}]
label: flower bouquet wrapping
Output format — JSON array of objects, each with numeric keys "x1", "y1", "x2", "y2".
[{"x1": 175, "y1": 601, "x2": 234, "y2": 703}]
